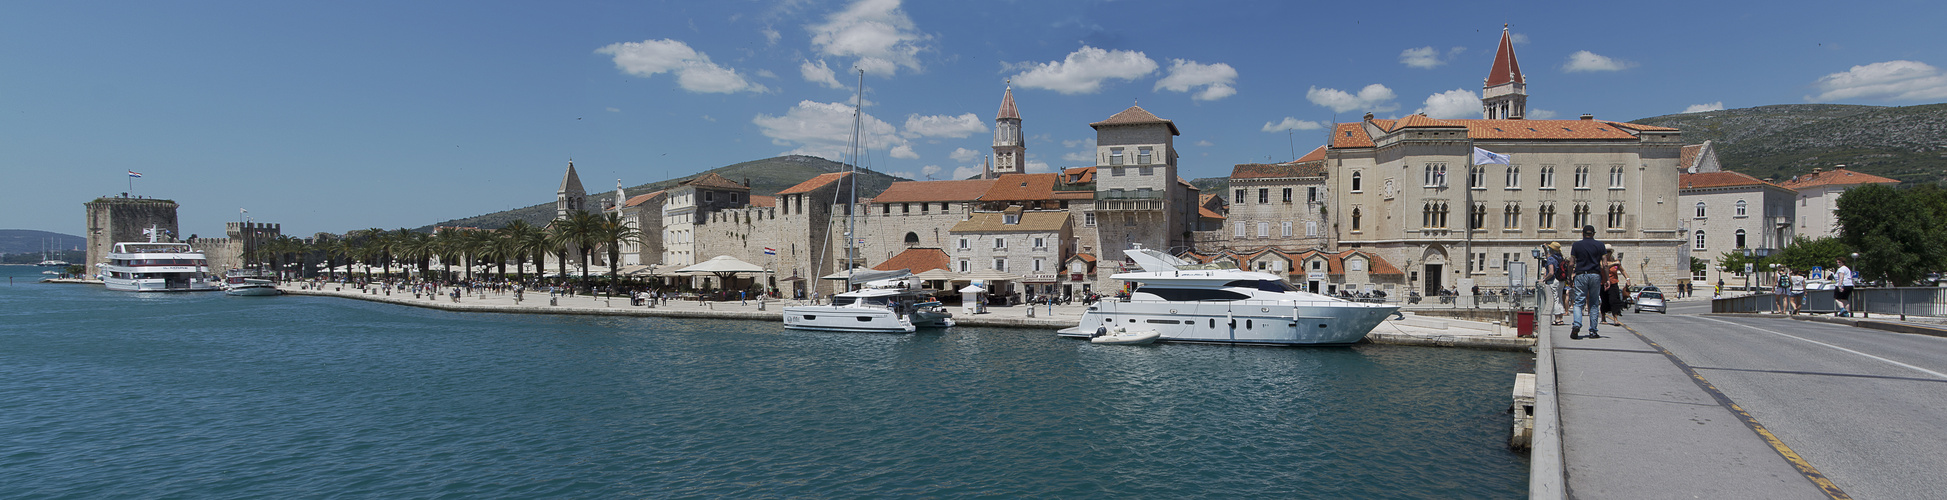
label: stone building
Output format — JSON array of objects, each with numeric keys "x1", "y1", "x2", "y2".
[
  {"x1": 1087, "y1": 105, "x2": 1200, "y2": 266},
  {"x1": 1184, "y1": 247, "x2": 1405, "y2": 295},
  {"x1": 862, "y1": 178, "x2": 995, "y2": 262},
  {"x1": 616, "y1": 189, "x2": 667, "y2": 267},
  {"x1": 662, "y1": 172, "x2": 755, "y2": 268},
  {"x1": 83, "y1": 196, "x2": 182, "y2": 278},
  {"x1": 1224, "y1": 146, "x2": 1330, "y2": 253},
  {"x1": 773, "y1": 172, "x2": 852, "y2": 297},
  {"x1": 1778, "y1": 166, "x2": 1898, "y2": 239},
  {"x1": 1325, "y1": 27, "x2": 1688, "y2": 294},
  {"x1": 1677, "y1": 144, "x2": 1797, "y2": 286}
]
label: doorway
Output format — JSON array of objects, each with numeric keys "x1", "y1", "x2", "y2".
[{"x1": 1425, "y1": 264, "x2": 1443, "y2": 296}]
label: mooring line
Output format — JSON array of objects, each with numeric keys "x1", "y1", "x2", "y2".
[{"x1": 1622, "y1": 324, "x2": 1851, "y2": 500}]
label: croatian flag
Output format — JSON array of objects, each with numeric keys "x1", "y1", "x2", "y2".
[
  {"x1": 128, "y1": 170, "x2": 143, "y2": 178},
  {"x1": 1471, "y1": 147, "x2": 1511, "y2": 165},
  {"x1": 764, "y1": 247, "x2": 777, "y2": 255}
]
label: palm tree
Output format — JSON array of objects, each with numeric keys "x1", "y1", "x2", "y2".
[
  {"x1": 355, "y1": 228, "x2": 388, "y2": 280},
  {"x1": 545, "y1": 220, "x2": 575, "y2": 285},
  {"x1": 594, "y1": 212, "x2": 644, "y2": 288},
  {"x1": 394, "y1": 231, "x2": 433, "y2": 280},
  {"x1": 500, "y1": 220, "x2": 545, "y2": 282},
  {"x1": 316, "y1": 236, "x2": 346, "y2": 281},
  {"x1": 432, "y1": 229, "x2": 465, "y2": 282},
  {"x1": 559, "y1": 210, "x2": 605, "y2": 290}
]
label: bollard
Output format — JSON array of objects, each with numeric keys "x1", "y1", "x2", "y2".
[
  {"x1": 1026, "y1": 305, "x2": 1035, "y2": 318},
  {"x1": 550, "y1": 297, "x2": 558, "y2": 306},
  {"x1": 757, "y1": 300, "x2": 765, "y2": 311}
]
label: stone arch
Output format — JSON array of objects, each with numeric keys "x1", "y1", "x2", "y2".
[{"x1": 904, "y1": 232, "x2": 920, "y2": 247}]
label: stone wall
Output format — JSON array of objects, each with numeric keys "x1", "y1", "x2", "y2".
[{"x1": 84, "y1": 197, "x2": 180, "y2": 277}]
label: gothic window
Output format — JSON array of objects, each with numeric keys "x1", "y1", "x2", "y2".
[
  {"x1": 1351, "y1": 208, "x2": 1362, "y2": 231},
  {"x1": 1351, "y1": 172, "x2": 1363, "y2": 192},
  {"x1": 1469, "y1": 166, "x2": 1485, "y2": 189},
  {"x1": 1735, "y1": 200, "x2": 1748, "y2": 217},
  {"x1": 1438, "y1": 202, "x2": 1450, "y2": 228},
  {"x1": 1574, "y1": 166, "x2": 1590, "y2": 188},
  {"x1": 1470, "y1": 203, "x2": 1487, "y2": 230},
  {"x1": 1424, "y1": 163, "x2": 1448, "y2": 187},
  {"x1": 1572, "y1": 203, "x2": 1590, "y2": 229},
  {"x1": 1695, "y1": 232, "x2": 1707, "y2": 250},
  {"x1": 1607, "y1": 203, "x2": 1626, "y2": 229},
  {"x1": 1695, "y1": 202, "x2": 1707, "y2": 219},
  {"x1": 1538, "y1": 204, "x2": 1556, "y2": 229},
  {"x1": 1540, "y1": 166, "x2": 1555, "y2": 188},
  {"x1": 1504, "y1": 204, "x2": 1521, "y2": 229},
  {"x1": 1609, "y1": 166, "x2": 1625, "y2": 188},
  {"x1": 1505, "y1": 166, "x2": 1520, "y2": 188}
]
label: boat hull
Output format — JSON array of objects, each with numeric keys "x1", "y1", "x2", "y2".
[
  {"x1": 782, "y1": 305, "x2": 917, "y2": 333},
  {"x1": 1058, "y1": 299, "x2": 1398, "y2": 346},
  {"x1": 101, "y1": 275, "x2": 221, "y2": 292},
  {"x1": 225, "y1": 286, "x2": 282, "y2": 296}
]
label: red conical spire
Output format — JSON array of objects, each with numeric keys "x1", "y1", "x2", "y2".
[
  {"x1": 1485, "y1": 25, "x2": 1524, "y2": 87},
  {"x1": 997, "y1": 83, "x2": 1020, "y2": 120}
]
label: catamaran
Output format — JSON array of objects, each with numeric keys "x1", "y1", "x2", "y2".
[{"x1": 1057, "y1": 245, "x2": 1397, "y2": 346}]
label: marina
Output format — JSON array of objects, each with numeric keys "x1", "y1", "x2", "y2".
[{"x1": 0, "y1": 265, "x2": 1529, "y2": 498}]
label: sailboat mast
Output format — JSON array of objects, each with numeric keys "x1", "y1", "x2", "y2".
[{"x1": 845, "y1": 69, "x2": 863, "y2": 290}]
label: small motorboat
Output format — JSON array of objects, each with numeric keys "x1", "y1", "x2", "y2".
[
  {"x1": 224, "y1": 277, "x2": 282, "y2": 296},
  {"x1": 1089, "y1": 326, "x2": 1162, "y2": 345}
]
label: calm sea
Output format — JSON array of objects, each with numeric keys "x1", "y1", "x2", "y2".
[{"x1": 0, "y1": 266, "x2": 1528, "y2": 498}]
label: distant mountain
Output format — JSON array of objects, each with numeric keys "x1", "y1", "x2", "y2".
[
  {"x1": 0, "y1": 229, "x2": 83, "y2": 255},
  {"x1": 413, "y1": 155, "x2": 908, "y2": 232},
  {"x1": 1190, "y1": 178, "x2": 1230, "y2": 199},
  {"x1": 1630, "y1": 103, "x2": 1947, "y2": 184}
]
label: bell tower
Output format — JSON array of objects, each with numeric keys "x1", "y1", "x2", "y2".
[
  {"x1": 1481, "y1": 25, "x2": 1528, "y2": 120},
  {"x1": 556, "y1": 160, "x2": 586, "y2": 219},
  {"x1": 992, "y1": 83, "x2": 1025, "y2": 175}
]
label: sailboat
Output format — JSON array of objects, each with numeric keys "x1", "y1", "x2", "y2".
[
  {"x1": 780, "y1": 70, "x2": 954, "y2": 333},
  {"x1": 36, "y1": 238, "x2": 70, "y2": 267}
]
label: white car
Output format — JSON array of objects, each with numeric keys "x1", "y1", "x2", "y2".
[{"x1": 1633, "y1": 289, "x2": 1666, "y2": 314}]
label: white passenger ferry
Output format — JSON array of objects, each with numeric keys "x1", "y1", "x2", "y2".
[
  {"x1": 1057, "y1": 245, "x2": 1398, "y2": 346},
  {"x1": 97, "y1": 227, "x2": 219, "y2": 292}
]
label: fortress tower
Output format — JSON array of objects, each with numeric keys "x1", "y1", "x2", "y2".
[{"x1": 83, "y1": 196, "x2": 180, "y2": 278}]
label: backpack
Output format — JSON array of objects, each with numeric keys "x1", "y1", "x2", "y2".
[{"x1": 1550, "y1": 255, "x2": 1570, "y2": 283}]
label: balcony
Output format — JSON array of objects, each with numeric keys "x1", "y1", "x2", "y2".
[{"x1": 1096, "y1": 190, "x2": 1164, "y2": 212}]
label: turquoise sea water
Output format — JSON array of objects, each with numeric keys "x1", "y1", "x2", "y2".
[{"x1": 0, "y1": 266, "x2": 1528, "y2": 498}]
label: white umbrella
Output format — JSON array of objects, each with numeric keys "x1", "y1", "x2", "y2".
[{"x1": 958, "y1": 285, "x2": 987, "y2": 293}]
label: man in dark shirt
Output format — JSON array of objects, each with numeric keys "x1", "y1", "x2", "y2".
[{"x1": 1569, "y1": 225, "x2": 1605, "y2": 339}]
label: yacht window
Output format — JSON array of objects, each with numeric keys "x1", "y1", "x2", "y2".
[
  {"x1": 830, "y1": 296, "x2": 857, "y2": 306},
  {"x1": 1136, "y1": 288, "x2": 1252, "y2": 301}
]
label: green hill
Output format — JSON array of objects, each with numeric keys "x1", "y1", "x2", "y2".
[
  {"x1": 414, "y1": 155, "x2": 907, "y2": 232},
  {"x1": 1630, "y1": 103, "x2": 1947, "y2": 184},
  {"x1": 0, "y1": 229, "x2": 84, "y2": 264}
]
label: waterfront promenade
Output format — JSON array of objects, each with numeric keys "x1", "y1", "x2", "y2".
[{"x1": 1534, "y1": 298, "x2": 1947, "y2": 499}]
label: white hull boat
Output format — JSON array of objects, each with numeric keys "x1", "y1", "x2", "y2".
[
  {"x1": 1057, "y1": 245, "x2": 1398, "y2": 346},
  {"x1": 783, "y1": 283, "x2": 954, "y2": 333},
  {"x1": 1089, "y1": 327, "x2": 1162, "y2": 345},
  {"x1": 96, "y1": 228, "x2": 219, "y2": 292},
  {"x1": 224, "y1": 278, "x2": 282, "y2": 296}
]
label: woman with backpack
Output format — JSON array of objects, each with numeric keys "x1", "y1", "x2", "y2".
[
  {"x1": 1601, "y1": 246, "x2": 1631, "y2": 327},
  {"x1": 1546, "y1": 242, "x2": 1569, "y2": 325}
]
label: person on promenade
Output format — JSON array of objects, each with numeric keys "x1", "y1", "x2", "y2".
[
  {"x1": 1774, "y1": 266, "x2": 1791, "y2": 314},
  {"x1": 1834, "y1": 257, "x2": 1854, "y2": 317},
  {"x1": 1601, "y1": 247, "x2": 1631, "y2": 327},
  {"x1": 1789, "y1": 270, "x2": 1808, "y2": 315},
  {"x1": 1569, "y1": 225, "x2": 1605, "y2": 340},
  {"x1": 1544, "y1": 242, "x2": 1567, "y2": 325}
]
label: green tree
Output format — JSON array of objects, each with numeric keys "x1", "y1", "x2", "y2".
[
  {"x1": 1716, "y1": 250, "x2": 1760, "y2": 279},
  {"x1": 500, "y1": 220, "x2": 545, "y2": 282},
  {"x1": 593, "y1": 212, "x2": 644, "y2": 290},
  {"x1": 1834, "y1": 184, "x2": 1946, "y2": 286},
  {"x1": 1764, "y1": 236, "x2": 1850, "y2": 275}
]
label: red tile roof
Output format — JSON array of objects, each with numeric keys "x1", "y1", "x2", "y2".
[
  {"x1": 622, "y1": 190, "x2": 666, "y2": 208},
  {"x1": 1607, "y1": 121, "x2": 1679, "y2": 132},
  {"x1": 1331, "y1": 123, "x2": 1374, "y2": 148},
  {"x1": 1199, "y1": 206, "x2": 1225, "y2": 220},
  {"x1": 872, "y1": 178, "x2": 997, "y2": 203},
  {"x1": 1295, "y1": 145, "x2": 1327, "y2": 163},
  {"x1": 1391, "y1": 114, "x2": 1464, "y2": 130},
  {"x1": 1090, "y1": 105, "x2": 1180, "y2": 135},
  {"x1": 1779, "y1": 167, "x2": 1899, "y2": 189},
  {"x1": 1679, "y1": 144, "x2": 1703, "y2": 171},
  {"x1": 1679, "y1": 171, "x2": 1784, "y2": 190},
  {"x1": 872, "y1": 247, "x2": 951, "y2": 273},
  {"x1": 749, "y1": 194, "x2": 777, "y2": 207},
  {"x1": 682, "y1": 172, "x2": 751, "y2": 191},
  {"x1": 1485, "y1": 27, "x2": 1525, "y2": 87},
  {"x1": 1231, "y1": 162, "x2": 1325, "y2": 179},
  {"x1": 981, "y1": 173, "x2": 1060, "y2": 201},
  {"x1": 950, "y1": 212, "x2": 1071, "y2": 233},
  {"x1": 1063, "y1": 166, "x2": 1096, "y2": 184},
  {"x1": 776, "y1": 172, "x2": 851, "y2": 195},
  {"x1": 1465, "y1": 119, "x2": 1642, "y2": 140}
]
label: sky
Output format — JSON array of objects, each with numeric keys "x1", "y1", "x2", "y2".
[{"x1": 5, "y1": 0, "x2": 1946, "y2": 238}]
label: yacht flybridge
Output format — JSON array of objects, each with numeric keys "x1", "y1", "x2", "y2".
[
  {"x1": 1057, "y1": 245, "x2": 1398, "y2": 346},
  {"x1": 97, "y1": 226, "x2": 219, "y2": 292}
]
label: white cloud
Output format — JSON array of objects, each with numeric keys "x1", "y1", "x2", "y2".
[
  {"x1": 761, "y1": 27, "x2": 781, "y2": 45},
  {"x1": 605, "y1": 107, "x2": 620, "y2": 113},
  {"x1": 1683, "y1": 102, "x2": 1726, "y2": 113},
  {"x1": 1564, "y1": 50, "x2": 1634, "y2": 72},
  {"x1": 1195, "y1": 140, "x2": 1213, "y2": 147},
  {"x1": 1510, "y1": 33, "x2": 1529, "y2": 45},
  {"x1": 595, "y1": 39, "x2": 769, "y2": 93},
  {"x1": 888, "y1": 171, "x2": 915, "y2": 179},
  {"x1": 800, "y1": 59, "x2": 846, "y2": 89},
  {"x1": 1025, "y1": 160, "x2": 1051, "y2": 173},
  {"x1": 1400, "y1": 46, "x2": 1442, "y2": 69},
  {"x1": 1306, "y1": 84, "x2": 1397, "y2": 113},
  {"x1": 1154, "y1": 59, "x2": 1238, "y2": 101},
  {"x1": 1060, "y1": 137, "x2": 1097, "y2": 163},
  {"x1": 756, "y1": 69, "x2": 778, "y2": 79},
  {"x1": 901, "y1": 113, "x2": 986, "y2": 138},
  {"x1": 889, "y1": 144, "x2": 918, "y2": 159},
  {"x1": 808, "y1": 0, "x2": 932, "y2": 77},
  {"x1": 1261, "y1": 117, "x2": 1324, "y2": 132},
  {"x1": 1527, "y1": 109, "x2": 1558, "y2": 119},
  {"x1": 1417, "y1": 89, "x2": 1479, "y2": 119},
  {"x1": 752, "y1": 100, "x2": 908, "y2": 162},
  {"x1": 921, "y1": 165, "x2": 942, "y2": 177},
  {"x1": 1008, "y1": 46, "x2": 1158, "y2": 94},
  {"x1": 952, "y1": 166, "x2": 982, "y2": 179},
  {"x1": 1806, "y1": 60, "x2": 1947, "y2": 102},
  {"x1": 949, "y1": 147, "x2": 980, "y2": 163}
]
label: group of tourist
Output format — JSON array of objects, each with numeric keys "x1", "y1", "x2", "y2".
[
  {"x1": 1772, "y1": 257, "x2": 1856, "y2": 317},
  {"x1": 1540, "y1": 225, "x2": 1632, "y2": 340}
]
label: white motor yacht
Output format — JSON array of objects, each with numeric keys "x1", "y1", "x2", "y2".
[
  {"x1": 222, "y1": 269, "x2": 282, "y2": 296},
  {"x1": 783, "y1": 270, "x2": 955, "y2": 333},
  {"x1": 1057, "y1": 245, "x2": 1398, "y2": 346},
  {"x1": 97, "y1": 227, "x2": 219, "y2": 292}
]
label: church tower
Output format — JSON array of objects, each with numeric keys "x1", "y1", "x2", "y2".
[
  {"x1": 556, "y1": 160, "x2": 586, "y2": 219},
  {"x1": 992, "y1": 84, "x2": 1025, "y2": 175},
  {"x1": 1481, "y1": 25, "x2": 1527, "y2": 120}
]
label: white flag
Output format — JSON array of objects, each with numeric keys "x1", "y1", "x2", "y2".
[{"x1": 1472, "y1": 147, "x2": 1511, "y2": 165}]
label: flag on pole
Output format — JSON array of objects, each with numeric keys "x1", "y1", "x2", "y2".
[
  {"x1": 1471, "y1": 147, "x2": 1511, "y2": 165},
  {"x1": 764, "y1": 247, "x2": 777, "y2": 255},
  {"x1": 127, "y1": 170, "x2": 143, "y2": 178}
]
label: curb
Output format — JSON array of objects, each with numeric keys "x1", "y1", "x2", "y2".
[
  {"x1": 1703, "y1": 312, "x2": 1947, "y2": 338},
  {"x1": 1365, "y1": 332, "x2": 1536, "y2": 351}
]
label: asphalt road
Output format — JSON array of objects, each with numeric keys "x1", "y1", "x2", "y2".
[{"x1": 1578, "y1": 301, "x2": 1947, "y2": 499}]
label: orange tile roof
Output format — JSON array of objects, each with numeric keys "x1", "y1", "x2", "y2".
[
  {"x1": 1464, "y1": 119, "x2": 1641, "y2": 140},
  {"x1": 1295, "y1": 145, "x2": 1327, "y2": 163},
  {"x1": 1063, "y1": 166, "x2": 1096, "y2": 183},
  {"x1": 1331, "y1": 123, "x2": 1374, "y2": 148},
  {"x1": 1199, "y1": 206, "x2": 1225, "y2": 220},
  {"x1": 622, "y1": 190, "x2": 666, "y2": 208},
  {"x1": 1391, "y1": 114, "x2": 1463, "y2": 130},
  {"x1": 1485, "y1": 27, "x2": 1524, "y2": 87},
  {"x1": 1678, "y1": 144, "x2": 1703, "y2": 171},
  {"x1": 1089, "y1": 105, "x2": 1180, "y2": 135},
  {"x1": 1607, "y1": 121, "x2": 1679, "y2": 132},
  {"x1": 872, "y1": 247, "x2": 951, "y2": 273},
  {"x1": 1680, "y1": 171, "x2": 1785, "y2": 190},
  {"x1": 1231, "y1": 162, "x2": 1324, "y2": 179},
  {"x1": 682, "y1": 172, "x2": 751, "y2": 191},
  {"x1": 873, "y1": 178, "x2": 997, "y2": 203},
  {"x1": 749, "y1": 194, "x2": 777, "y2": 207},
  {"x1": 981, "y1": 173, "x2": 1060, "y2": 201},
  {"x1": 1779, "y1": 167, "x2": 1899, "y2": 189},
  {"x1": 776, "y1": 172, "x2": 851, "y2": 195},
  {"x1": 1072, "y1": 253, "x2": 1096, "y2": 263}
]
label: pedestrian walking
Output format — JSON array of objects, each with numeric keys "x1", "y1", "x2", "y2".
[
  {"x1": 1789, "y1": 270, "x2": 1808, "y2": 315},
  {"x1": 1834, "y1": 257, "x2": 1854, "y2": 317},
  {"x1": 1601, "y1": 246, "x2": 1630, "y2": 327},
  {"x1": 1544, "y1": 242, "x2": 1568, "y2": 326},
  {"x1": 1569, "y1": 225, "x2": 1605, "y2": 340},
  {"x1": 1774, "y1": 266, "x2": 1791, "y2": 314}
]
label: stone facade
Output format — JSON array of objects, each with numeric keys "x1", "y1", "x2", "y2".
[
  {"x1": 1679, "y1": 169, "x2": 1796, "y2": 286},
  {"x1": 1222, "y1": 148, "x2": 1330, "y2": 254},
  {"x1": 1778, "y1": 166, "x2": 1899, "y2": 240},
  {"x1": 83, "y1": 197, "x2": 182, "y2": 278}
]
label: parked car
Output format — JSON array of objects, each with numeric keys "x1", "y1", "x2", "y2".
[{"x1": 1634, "y1": 289, "x2": 1667, "y2": 314}]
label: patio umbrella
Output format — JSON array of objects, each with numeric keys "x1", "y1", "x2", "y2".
[{"x1": 676, "y1": 255, "x2": 768, "y2": 285}]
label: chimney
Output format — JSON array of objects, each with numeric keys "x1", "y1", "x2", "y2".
[
  {"x1": 1362, "y1": 112, "x2": 1374, "y2": 121},
  {"x1": 1580, "y1": 114, "x2": 1594, "y2": 120}
]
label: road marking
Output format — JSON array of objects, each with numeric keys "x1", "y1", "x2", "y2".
[
  {"x1": 1695, "y1": 316, "x2": 1947, "y2": 380},
  {"x1": 1621, "y1": 324, "x2": 1852, "y2": 500}
]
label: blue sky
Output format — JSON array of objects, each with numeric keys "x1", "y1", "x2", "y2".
[{"x1": 5, "y1": 0, "x2": 1945, "y2": 237}]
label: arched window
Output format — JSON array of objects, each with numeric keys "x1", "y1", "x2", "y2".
[
  {"x1": 1351, "y1": 208, "x2": 1362, "y2": 231},
  {"x1": 1735, "y1": 229, "x2": 1747, "y2": 249},
  {"x1": 1735, "y1": 200, "x2": 1748, "y2": 217},
  {"x1": 1695, "y1": 202, "x2": 1707, "y2": 219},
  {"x1": 904, "y1": 232, "x2": 920, "y2": 247},
  {"x1": 1695, "y1": 231, "x2": 1707, "y2": 250},
  {"x1": 1351, "y1": 172, "x2": 1363, "y2": 192}
]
